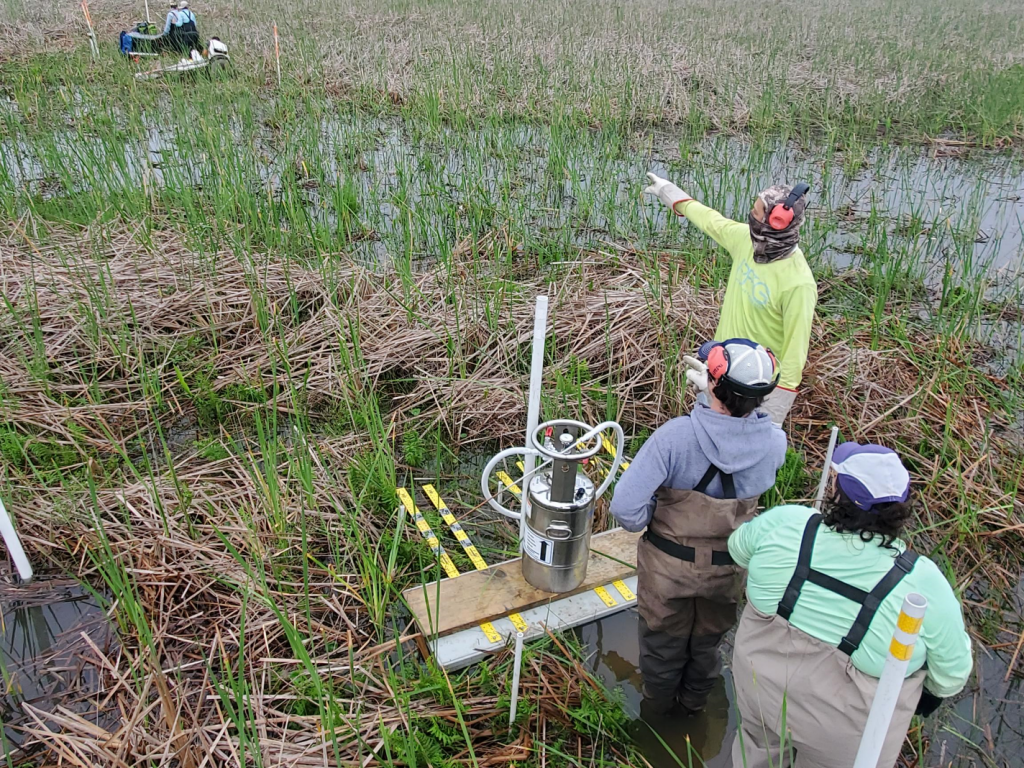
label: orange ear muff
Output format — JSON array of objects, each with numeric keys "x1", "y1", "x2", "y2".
[
  {"x1": 768, "y1": 205, "x2": 795, "y2": 230},
  {"x1": 706, "y1": 344, "x2": 729, "y2": 381},
  {"x1": 766, "y1": 183, "x2": 810, "y2": 231}
]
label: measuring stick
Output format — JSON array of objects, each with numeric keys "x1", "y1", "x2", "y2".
[
  {"x1": 397, "y1": 488, "x2": 458, "y2": 579},
  {"x1": 423, "y1": 485, "x2": 488, "y2": 571},
  {"x1": 400, "y1": 487, "x2": 526, "y2": 639}
]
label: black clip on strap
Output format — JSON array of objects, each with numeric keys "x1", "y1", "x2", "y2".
[
  {"x1": 776, "y1": 513, "x2": 822, "y2": 620},
  {"x1": 838, "y1": 549, "x2": 919, "y2": 656},
  {"x1": 694, "y1": 464, "x2": 736, "y2": 500}
]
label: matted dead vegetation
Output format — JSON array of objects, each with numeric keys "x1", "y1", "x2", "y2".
[{"x1": 0, "y1": 219, "x2": 1021, "y2": 765}]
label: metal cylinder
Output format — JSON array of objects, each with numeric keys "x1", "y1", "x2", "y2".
[{"x1": 521, "y1": 472, "x2": 596, "y2": 593}]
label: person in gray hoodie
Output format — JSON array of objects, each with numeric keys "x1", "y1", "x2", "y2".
[{"x1": 610, "y1": 339, "x2": 787, "y2": 718}]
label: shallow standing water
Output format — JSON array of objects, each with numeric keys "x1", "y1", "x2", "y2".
[
  {"x1": 0, "y1": 579, "x2": 114, "y2": 752},
  {"x1": 577, "y1": 598, "x2": 1023, "y2": 767}
]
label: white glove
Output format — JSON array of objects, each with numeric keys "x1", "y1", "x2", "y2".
[
  {"x1": 683, "y1": 355, "x2": 707, "y2": 392},
  {"x1": 643, "y1": 172, "x2": 692, "y2": 213}
]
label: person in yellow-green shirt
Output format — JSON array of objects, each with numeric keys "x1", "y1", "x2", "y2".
[{"x1": 644, "y1": 174, "x2": 818, "y2": 426}]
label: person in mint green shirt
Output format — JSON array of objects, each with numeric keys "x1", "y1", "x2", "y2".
[
  {"x1": 643, "y1": 174, "x2": 817, "y2": 427},
  {"x1": 726, "y1": 443, "x2": 973, "y2": 768}
]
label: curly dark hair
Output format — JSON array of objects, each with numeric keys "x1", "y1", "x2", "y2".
[
  {"x1": 821, "y1": 487, "x2": 913, "y2": 549},
  {"x1": 711, "y1": 379, "x2": 765, "y2": 418}
]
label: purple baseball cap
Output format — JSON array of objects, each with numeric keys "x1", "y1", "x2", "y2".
[
  {"x1": 696, "y1": 340, "x2": 719, "y2": 361},
  {"x1": 831, "y1": 443, "x2": 911, "y2": 511}
]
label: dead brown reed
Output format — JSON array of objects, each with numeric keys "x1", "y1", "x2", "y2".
[{"x1": 0, "y1": 219, "x2": 1021, "y2": 765}]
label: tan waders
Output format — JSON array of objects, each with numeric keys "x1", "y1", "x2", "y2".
[
  {"x1": 730, "y1": 514, "x2": 925, "y2": 768},
  {"x1": 637, "y1": 465, "x2": 757, "y2": 714}
]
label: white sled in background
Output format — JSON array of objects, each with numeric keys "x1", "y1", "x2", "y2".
[{"x1": 134, "y1": 37, "x2": 229, "y2": 81}]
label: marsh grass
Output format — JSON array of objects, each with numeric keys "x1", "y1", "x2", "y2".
[
  {"x1": 0, "y1": 5, "x2": 1022, "y2": 765},
  {"x1": 0, "y1": 209, "x2": 1020, "y2": 764},
  {"x1": 5, "y1": 0, "x2": 1024, "y2": 143}
]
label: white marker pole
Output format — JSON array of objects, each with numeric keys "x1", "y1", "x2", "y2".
[
  {"x1": 520, "y1": 295, "x2": 548, "y2": 549},
  {"x1": 852, "y1": 593, "x2": 928, "y2": 768},
  {"x1": 814, "y1": 426, "x2": 840, "y2": 510},
  {"x1": 509, "y1": 630, "x2": 526, "y2": 728},
  {"x1": 0, "y1": 497, "x2": 33, "y2": 583},
  {"x1": 144, "y1": 0, "x2": 151, "y2": 24}
]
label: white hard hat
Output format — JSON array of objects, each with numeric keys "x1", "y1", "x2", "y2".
[
  {"x1": 704, "y1": 338, "x2": 780, "y2": 398},
  {"x1": 178, "y1": 0, "x2": 189, "y2": 8}
]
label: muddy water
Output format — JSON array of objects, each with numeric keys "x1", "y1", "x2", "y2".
[
  {"x1": 577, "y1": 602, "x2": 1022, "y2": 767},
  {"x1": 577, "y1": 609, "x2": 736, "y2": 767},
  {"x1": 0, "y1": 579, "x2": 115, "y2": 751}
]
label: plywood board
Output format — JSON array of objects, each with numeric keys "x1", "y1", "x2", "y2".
[
  {"x1": 431, "y1": 575, "x2": 639, "y2": 669},
  {"x1": 403, "y1": 528, "x2": 640, "y2": 638}
]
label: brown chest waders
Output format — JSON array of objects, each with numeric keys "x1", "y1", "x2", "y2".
[
  {"x1": 636, "y1": 464, "x2": 757, "y2": 714},
  {"x1": 730, "y1": 514, "x2": 924, "y2": 768}
]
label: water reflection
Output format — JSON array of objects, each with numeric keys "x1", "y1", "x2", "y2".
[
  {"x1": 577, "y1": 609, "x2": 736, "y2": 767},
  {"x1": 579, "y1": 604, "x2": 1021, "y2": 767},
  {"x1": 0, "y1": 579, "x2": 113, "y2": 750}
]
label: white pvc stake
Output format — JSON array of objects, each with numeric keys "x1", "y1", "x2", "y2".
[
  {"x1": 273, "y1": 23, "x2": 282, "y2": 86},
  {"x1": 814, "y1": 426, "x2": 840, "y2": 510},
  {"x1": 509, "y1": 631, "x2": 525, "y2": 728},
  {"x1": 853, "y1": 593, "x2": 928, "y2": 768},
  {"x1": 144, "y1": 0, "x2": 151, "y2": 24},
  {"x1": 520, "y1": 295, "x2": 548, "y2": 549},
  {"x1": 0, "y1": 497, "x2": 33, "y2": 583}
]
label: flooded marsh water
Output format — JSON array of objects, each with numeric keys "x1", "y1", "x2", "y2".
[
  {"x1": 0, "y1": 579, "x2": 115, "y2": 753},
  {"x1": 575, "y1": 586, "x2": 1023, "y2": 767}
]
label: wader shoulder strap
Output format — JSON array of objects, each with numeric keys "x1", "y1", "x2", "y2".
[
  {"x1": 776, "y1": 513, "x2": 822, "y2": 620},
  {"x1": 776, "y1": 512, "x2": 920, "y2": 655},
  {"x1": 837, "y1": 549, "x2": 918, "y2": 655},
  {"x1": 693, "y1": 464, "x2": 736, "y2": 499}
]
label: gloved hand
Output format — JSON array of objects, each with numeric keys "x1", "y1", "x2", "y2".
[
  {"x1": 683, "y1": 355, "x2": 708, "y2": 392},
  {"x1": 643, "y1": 173, "x2": 692, "y2": 214},
  {"x1": 915, "y1": 690, "x2": 944, "y2": 718}
]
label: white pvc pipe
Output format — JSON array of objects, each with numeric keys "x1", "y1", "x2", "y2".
[
  {"x1": 509, "y1": 630, "x2": 525, "y2": 727},
  {"x1": 0, "y1": 497, "x2": 33, "y2": 583},
  {"x1": 852, "y1": 593, "x2": 928, "y2": 768},
  {"x1": 520, "y1": 295, "x2": 548, "y2": 550},
  {"x1": 814, "y1": 426, "x2": 840, "y2": 510},
  {"x1": 144, "y1": 0, "x2": 151, "y2": 23}
]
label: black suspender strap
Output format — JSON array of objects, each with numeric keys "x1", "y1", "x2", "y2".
[
  {"x1": 837, "y1": 549, "x2": 919, "y2": 656},
  {"x1": 806, "y1": 570, "x2": 868, "y2": 603},
  {"x1": 693, "y1": 464, "x2": 736, "y2": 499},
  {"x1": 776, "y1": 513, "x2": 821, "y2": 620},
  {"x1": 776, "y1": 512, "x2": 920, "y2": 656}
]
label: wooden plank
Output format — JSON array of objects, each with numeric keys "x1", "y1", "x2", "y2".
[
  {"x1": 432, "y1": 575, "x2": 640, "y2": 670},
  {"x1": 403, "y1": 528, "x2": 641, "y2": 638}
]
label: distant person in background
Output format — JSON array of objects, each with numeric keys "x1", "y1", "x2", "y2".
[
  {"x1": 161, "y1": 0, "x2": 200, "y2": 53},
  {"x1": 609, "y1": 340, "x2": 786, "y2": 721},
  {"x1": 726, "y1": 443, "x2": 973, "y2": 768},
  {"x1": 643, "y1": 174, "x2": 818, "y2": 427}
]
